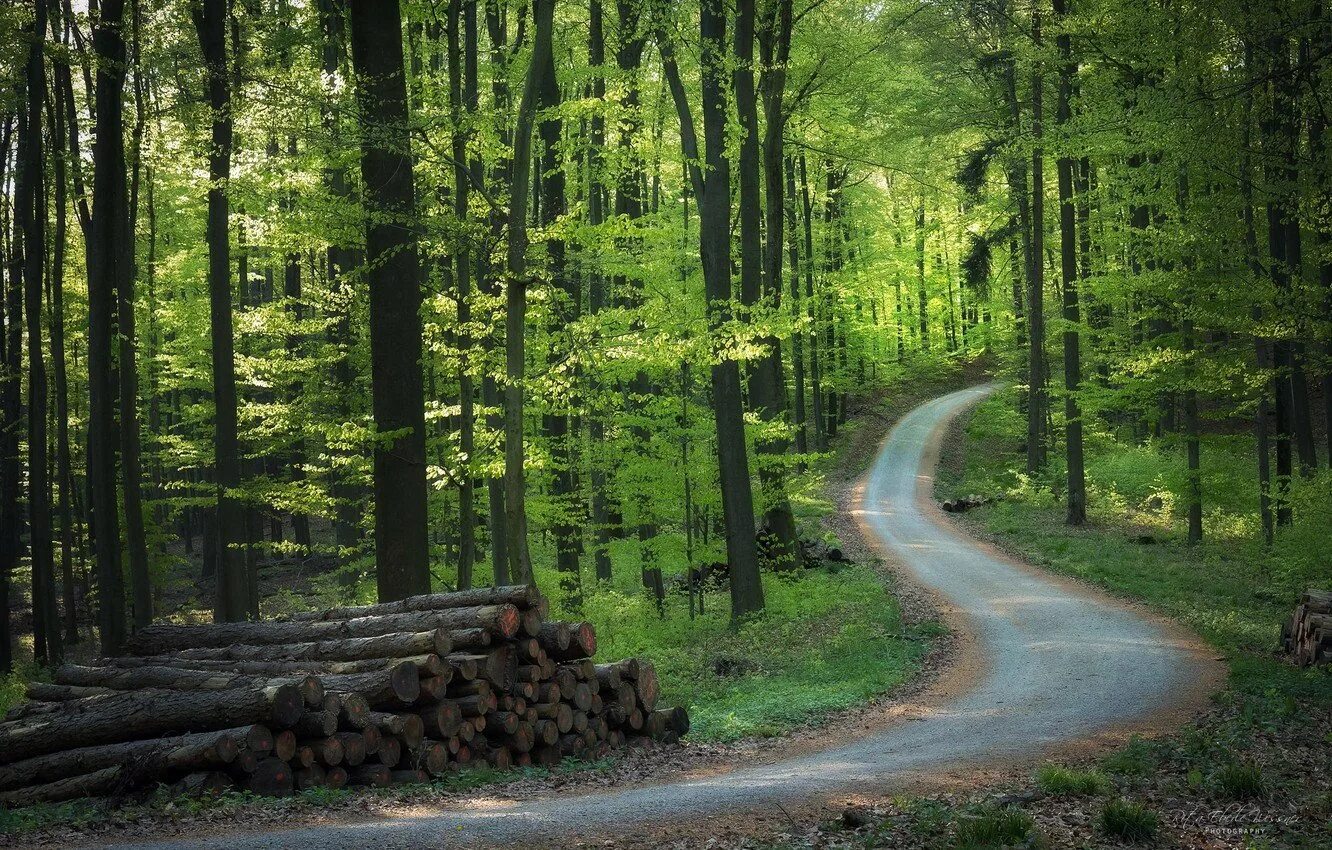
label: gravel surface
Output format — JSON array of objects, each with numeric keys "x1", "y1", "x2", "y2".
[{"x1": 92, "y1": 385, "x2": 1222, "y2": 850}]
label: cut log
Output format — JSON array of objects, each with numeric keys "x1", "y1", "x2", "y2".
[
  {"x1": 420, "y1": 703, "x2": 462, "y2": 739},
  {"x1": 351, "y1": 764, "x2": 390, "y2": 787},
  {"x1": 24, "y1": 682, "x2": 114, "y2": 702},
  {"x1": 304, "y1": 736, "x2": 345, "y2": 767},
  {"x1": 112, "y1": 654, "x2": 445, "y2": 680},
  {"x1": 338, "y1": 692, "x2": 371, "y2": 729},
  {"x1": 54, "y1": 664, "x2": 325, "y2": 707},
  {"x1": 0, "y1": 726, "x2": 246, "y2": 793},
  {"x1": 244, "y1": 757, "x2": 294, "y2": 797},
  {"x1": 412, "y1": 740, "x2": 449, "y2": 776},
  {"x1": 295, "y1": 763, "x2": 327, "y2": 791},
  {"x1": 520, "y1": 607, "x2": 544, "y2": 638},
  {"x1": 0, "y1": 685, "x2": 303, "y2": 764},
  {"x1": 537, "y1": 622, "x2": 571, "y2": 653},
  {"x1": 360, "y1": 724, "x2": 382, "y2": 755},
  {"x1": 368, "y1": 712, "x2": 424, "y2": 750},
  {"x1": 376, "y1": 736, "x2": 401, "y2": 768},
  {"x1": 449, "y1": 628, "x2": 492, "y2": 650},
  {"x1": 416, "y1": 674, "x2": 452, "y2": 704},
  {"x1": 449, "y1": 647, "x2": 514, "y2": 688},
  {"x1": 334, "y1": 733, "x2": 367, "y2": 767},
  {"x1": 484, "y1": 711, "x2": 520, "y2": 736},
  {"x1": 170, "y1": 629, "x2": 453, "y2": 663},
  {"x1": 289, "y1": 585, "x2": 543, "y2": 622},
  {"x1": 293, "y1": 745, "x2": 315, "y2": 769},
  {"x1": 321, "y1": 663, "x2": 421, "y2": 706},
  {"x1": 326, "y1": 766, "x2": 349, "y2": 789},
  {"x1": 124, "y1": 605, "x2": 521, "y2": 655},
  {"x1": 273, "y1": 730, "x2": 297, "y2": 762},
  {"x1": 632, "y1": 661, "x2": 659, "y2": 710}
]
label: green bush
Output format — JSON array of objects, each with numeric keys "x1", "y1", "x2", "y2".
[
  {"x1": 1214, "y1": 762, "x2": 1265, "y2": 800},
  {"x1": 1034, "y1": 764, "x2": 1111, "y2": 796},
  {"x1": 954, "y1": 805, "x2": 1035, "y2": 848},
  {"x1": 1098, "y1": 798, "x2": 1159, "y2": 843}
]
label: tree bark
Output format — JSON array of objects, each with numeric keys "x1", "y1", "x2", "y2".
[
  {"x1": 192, "y1": 0, "x2": 249, "y2": 622},
  {"x1": 348, "y1": 0, "x2": 431, "y2": 601},
  {"x1": 124, "y1": 604, "x2": 521, "y2": 654},
  {"x1": 0, "y1": 685, "x2": 302, "y2": 764},
  {"x1": 88, "y1": 0, "x2": 131, "y2": 649},
  {"x1": 1027, "y1": 10, "x2": 1047, "y2": 474},
  {"x1": 586, "y1": 0, "x2": 613, "y2": 582},
  {"x1": 1054, "y1": 0, "x2": 1085, "y2": 525}
]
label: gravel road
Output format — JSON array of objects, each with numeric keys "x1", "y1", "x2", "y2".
[{"x1": 108, "y1": 384, "x2": 1216, "y2": 849}]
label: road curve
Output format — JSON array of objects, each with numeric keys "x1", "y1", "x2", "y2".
[{"x1": 113, "y1": 385, "x2": 1217, "y2": 850}]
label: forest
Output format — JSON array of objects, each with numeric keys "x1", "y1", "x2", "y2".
[{"x1": 0, "y1": 0, "x2": 1329, "y2": 845}]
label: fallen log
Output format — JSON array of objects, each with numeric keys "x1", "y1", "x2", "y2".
[
  {"x1": 54, "y1": 664, "x2": 325, "y2": 707},
  {"x1": 169, "y1": 629, "x2": 454, "y2": 664},
  {"x1": 288, "y1": 585, "x2": 543, "y2": 622},
  {"x1": 123, "y1": 605, "x2": 521, "y2": 655},
  {"x1": 24, "y1": 682, "x2": 114, "y2": 702},
  {"x1": 243, "y1": 758, "x2": 294, "y2": 797},
  {"x1": 367, "y1": 712, "x2": 424, "y2": 750},
  {"x1": 0, "y1": 727, "x2": 254, "y2": 792},
  {"x1": 0, "y1": 766, "x2": 122, "y2": 806},
  {"x1": 0, "y1": 685, "x2": 303, "y2": 764}
]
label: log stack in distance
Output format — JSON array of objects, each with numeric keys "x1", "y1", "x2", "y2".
[
  {"x1": 1282, "y1": 589, "x2": 1332, "y2": 667},
  {"x1": 0, "y1": 586, "x2": 687, "y2": 806}
]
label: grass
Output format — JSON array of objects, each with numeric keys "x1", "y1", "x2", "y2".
[
  {"x1": 1034, "y1": 764, "x2": 1111, "y2": 796},
  {"x1": 953, "y1": 805, "x2": 1036, "y2": 848},
  {"x1": 1097, "y1": 798, "x2": 1159, "y2": 843},
  {"x1": 937, "y1": 386, "x2": 1332, "y2": 709},
  {"x1": 1214, "y1": 761, "x2": 1266, "y2": 800}
]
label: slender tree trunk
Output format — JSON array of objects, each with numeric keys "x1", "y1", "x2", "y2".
[
  {"x1": 586, "y1": 0, "x2": 612, "y2": 582},
  {"x1": 123, "y1": 2, "x2": 152, "y2": 628},
  {"x1": 193, "y1": 1, "x2": 249, "y2": 622},
  {"x1": 501, "y1": 0, "x2": 555, "y2": 587},
  {"x1": 798, "y1": 154, "x2": 824, "y2": 451},
  {"x1": 915, "y1": 200, "x2": 928, "y2": 350},
  {"x1": 659, "y1": 2, "x2": 765, "y2": 619},
  {"x1": 1027, "y1": 10, "x2": 1047, "y2": 474},
  {"x1": 736, "y1": 0, "x2": 797, "y2": 570},
  {"x1": 89, "y1": 0, "x2": 130, "y2": 650},
  {"x1": 1054, "y1": 0, "x2": 1084, "y2": 525},
  {"x1": 784, "y1": 156, "x2": 807, "y2": 460},
  {"x1": 448, "y1": 0, "x2": 477, "y2": 590},
  {"x1": 20, "y1": 1, "x2": 61, "y2": 662},
  {"x1": 536, "y1": 15, "x2": 580, "y2": 607},
  {"x1": 49, "y1": 68, "x2": 79, "y2": 644},
  {"x1": 1, "y1": 117, "x2": 17, "y2": 674},
  {"x1": 348, "y1": 0, "x2": 431, "y2": 601}
]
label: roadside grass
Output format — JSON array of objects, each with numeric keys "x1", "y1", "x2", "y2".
[
  {"x1": 936, "y1": 386, "x2": 1331, "y2": 710},
  {"x1": 1034, "y1": 765, "x2": 1111, "y2": 796},
  {"x1": 953, "y1": 804, "x2": 1037, "y2": 848},
  {"x1": 1097, "y1": 798, "x2": 1159, "y2": 843}
]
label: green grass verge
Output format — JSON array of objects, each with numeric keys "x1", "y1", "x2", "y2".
[{"x1": 937, "y1": 386, "x2": 1331, "y2": 708}]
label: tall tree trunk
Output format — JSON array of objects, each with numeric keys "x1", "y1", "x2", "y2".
[
  {"x1": 317, "y1": 0, "x2": 363, "y2": 566},
  {"x1": 348, "y1": 0, "x2": 431, "y2": 601},
  {"x1": 660, "y1": 0, "x2": 764, "y2": 620},
  {"x1": 915, "y1": 200, "x2": 928, "y2": 350},
  {"x1": 586, "y1": 0, "x2": 612, "y2": 582},
  {"x1": 49, "y1": 59, "x2": 79, "y2": 644},
  {"x1": 736, "y1": 0, "x2": 797, "y2": 571},
  {"x1": 89, "y1": 0, "x2": 130, "y2": 650},
  {"x1": 193, "y1": 1, "x2": 249, "y2": 622},
  {"x1": 536, "y1": 14, "x2": 580, "y2": 608},
  {"x1": 482, "y1": 0, "x2": 510, "y2": 585},
  {"x1": 798, "y1": 154, "x2": 824, "y2": 451},
  {"x1": 123, "y1": 0, "x2": 152, "y2": 628},
  {"x1": 1026, "y1": 10, "x2": 1047, "y2": 474},
  {"x1": 501, "y1": 0, "x2": 556, "y2": 587},
  {"x1": 784, "y1": 156, "x2": 807, "y2": 460},
  {"x1": 0, "y1": 116, "x2": 17, "y2": 674},
  {"x1": 20, "y1": 0, "x2": 61, "y2": 662},
  {"x1": 1054, "y1": 0, "x2": 1084, "y2": 525},
  {"x1": 448, "y1": 0, "x2": 477, "y2": 589}
]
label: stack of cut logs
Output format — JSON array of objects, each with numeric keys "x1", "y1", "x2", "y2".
[
  {"x1": 0, "y1": 586, "x2": 687, "y2": 807},
  {"x1": 1282, "y1": 589, "x2": 1332, "y2": 667}
]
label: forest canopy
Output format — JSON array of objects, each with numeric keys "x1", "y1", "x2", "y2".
[{"x1": 0, "y1": 0, "x2": 1328, "y2": 669}]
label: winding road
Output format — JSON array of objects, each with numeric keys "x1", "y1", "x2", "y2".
[{"x1": 113, "y1": 385, "x2": 1218, "y2": 850}]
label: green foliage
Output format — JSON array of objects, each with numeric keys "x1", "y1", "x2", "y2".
[
  {"x1": 1097, "y1": 799, "x2": 1159, "y2": 843},
  {"x1": 1033, "y1": 765, "x2": 1111, "y2": 796},
  {"x1": 1214, "y1": 762, "x2": 1266, "y2": 800},
  {"x1": 549, "y1": 557, "x2": 928, "y2": 741},
  {"x1": 0, "y1": 673, "x2": 22, "y2": 717},
  {"x1": 1100, "y1": 737, "x2": 1160, "y2": 778},
  {"x1": 953, "y1": 805, "x2": 1036, "y2": 848}
]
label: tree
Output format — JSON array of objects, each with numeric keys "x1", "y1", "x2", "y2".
[
  {"x1": 193, "y1": 0, "x2": 250, "y2": 622},
  {"x1": 1053, "y1": 0, "x2": 1084, "y2": 525},
  {"x1": 348, "y1": 0, "x2": 431, "y2": 601}
]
